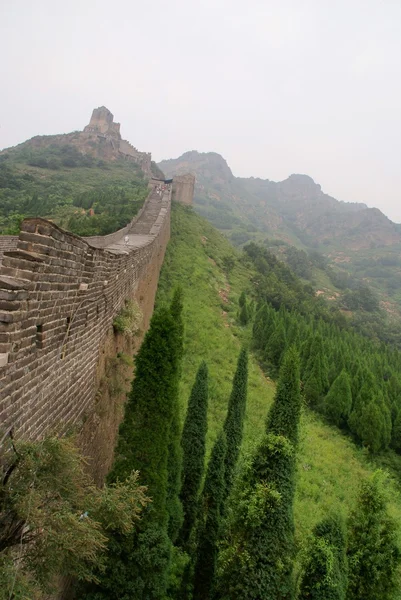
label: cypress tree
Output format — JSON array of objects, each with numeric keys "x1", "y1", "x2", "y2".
[
  {"x1": 304, "y1": 340, "x2": 329, "y2": 407},
  {"x1": 193, "y1": 430, "x2": 227, "y2": 600},
  {"x1": 266, "y1": 345, "x2": 302, "y2": 445},
  {"x1": 349, "y1": 394, "x2": 392, "y2": 454},
  {"x1": 324, "y1": 370, "x2": 352, "y2": 427},
  {"x1": 303, "y1": 335, "x2": 329, "y2": 385},
  {"x1": 347, "y1": 471, "x2": 401, "y2": 600},
  {"x1": 265, "y1": 319, "x2": 286, "y2": 369},
  {"x1": 178, "y1": 361, "x2": 209, "y2": 549},
  {"x1": 239, "y1": 302, "x2": 249, "y2": 325},
  {"x1": 111, "y1": 306, "x2": 180, "y2": 512},
  {"x1": 166, "y1": 288, "x2": 185, "y2": 542},
  {"x1": 217, "y1": 346, "x2": 301, "y2": 599},
  {"x1": 252, "y1": 303, "x2": 270, "y2": 350},
  {"x1": 239, "y1": 291, "x2": 247, "y2": 307},
  {"x1": 83, "y1": 306, "x2": 182, "y2": 599},
  {"x1": 298, "y1": 514, "x2": 348, "y2": 600},
  {"x1": 223, "y1": 347, "x2": 249, "y2": 501}
]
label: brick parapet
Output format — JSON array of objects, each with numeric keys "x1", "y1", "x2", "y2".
[
  {"x1": 82, "y1": 193, "x2": 150, "y2": 249},
  {"x1": 0, "y1": 190, "x2": 171, "y2": 445}
]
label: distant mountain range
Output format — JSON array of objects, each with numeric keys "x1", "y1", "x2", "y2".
[
  {"x1": 159, "y1": 150, "x2": 401, "y2": 317},
  {"x1": 159, "y1": 151, "x2": 401, "y2": 252}
]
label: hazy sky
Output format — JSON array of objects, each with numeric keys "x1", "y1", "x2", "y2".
[{"x1": 1, "y1": 0, "x2": 401, "y2": 221}]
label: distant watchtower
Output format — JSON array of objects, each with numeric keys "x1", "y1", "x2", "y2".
[
  {"x1": 84, "y1": 106, "x2": 121, "y2": 137},
  {"x1": 172, "y1": 174, "x2": 195, "y2": 206}
]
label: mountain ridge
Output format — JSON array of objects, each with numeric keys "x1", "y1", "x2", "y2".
[{"x1": 158, "y1": 150, "x2": 401, "y2": 251}]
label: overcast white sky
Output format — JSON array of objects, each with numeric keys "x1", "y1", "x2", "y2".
[{"x1": 1, "y1": 0, "x2": 401, "y2": 221}]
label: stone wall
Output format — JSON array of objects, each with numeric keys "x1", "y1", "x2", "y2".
[
  {"x1": 0, "y1": 236, "x2": 18, "y2": 263},
  {"x1": 0, "y1": 190, "x2": 171, "y2": 461}
]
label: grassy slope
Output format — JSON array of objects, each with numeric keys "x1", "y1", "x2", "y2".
[
  {"x1": 0, "y1": 154, "x2": 148, "y2": 234},
  {"x1": 156, "y1": 203, "x2": 401, "y2": 586}
]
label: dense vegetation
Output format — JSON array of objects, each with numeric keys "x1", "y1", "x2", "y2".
[
  {"x1": 0, "y1": 144, "x2": 148, "y2": 235},
  {"x1": 156, "y1": 204, "x2": 401, "y2": 597},
  {"x1": 247, "y1": 242, "x2": 401, "y2": 455},
  {"x1": 218, "y1": 347, "x2": 301, "y2": 599},
  {"x1": 0, "y1": 435, "x2": 149, "y2": 599}
]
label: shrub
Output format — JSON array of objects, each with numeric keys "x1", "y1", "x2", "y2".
[{"x1": 112, "y1": 300, "x2": 142, "y2": 337}]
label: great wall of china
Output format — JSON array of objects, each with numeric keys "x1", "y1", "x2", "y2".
[{"x1": 0, "y1": 169, "x2": 194, "y2": 480}]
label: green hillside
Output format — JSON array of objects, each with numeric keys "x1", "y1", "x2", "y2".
[
  {"x1": 0, "y1": 143, "x2": 150, "y2": 235},
  {"x1": 155, "y1": 203, "x2": 401, "y2": 586}
]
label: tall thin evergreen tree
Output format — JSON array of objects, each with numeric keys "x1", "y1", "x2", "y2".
[
  {"x1": 324, "y1": 370, "x2": 352, "y2": 427},
  {"x1": 223, "y1": 347, "x2": 249, "y2": 501},
  {"x1": 298, "y1": 514, "x2": 348, "y2": 600},
  {"x1": 166, "y1": 288, "x2": 185, "y2": 542},
  {"x1": 347, "y1": 471, "x2": 401, "y2": 600},
  {"x1": 217, "y1": 346, "x2": 301, "y2": 600},
  {"x1": 178, "y1": 361, "x2": 209, "y2": 549},
  {"x1": 193, "y1": 431, "x2": 227, "y2": 600},
  {"x1": 82, "y1": 306, "x2": 182, "y2": 599}
]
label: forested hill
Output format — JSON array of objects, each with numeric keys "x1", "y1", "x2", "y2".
[
  {"x1": 84, "y1": 203, "x2": 401, "y2": 599},
  {"x1": 159, "y1": 150, "x2": 401, "y2": 321}
]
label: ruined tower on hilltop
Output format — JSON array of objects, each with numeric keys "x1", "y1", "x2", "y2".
[{"x1": 84, "y1": 106, "x2": 121, "y2": 137}]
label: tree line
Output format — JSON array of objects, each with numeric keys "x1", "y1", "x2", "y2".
[
  {"x1": 241, "y1": 242, "x2": 401, "y2": 455},
  {"x1": 244, "y1": 242, "x2": 401, "y2": 350}
]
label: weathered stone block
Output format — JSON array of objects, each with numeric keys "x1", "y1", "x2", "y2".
[{"x1": 0, "y1": 353, "x2": 9, "y2": 368}]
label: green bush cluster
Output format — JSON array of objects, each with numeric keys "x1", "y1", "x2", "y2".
[{"x1": 113, "y1": 300, "x2": 143, "y2": 337}]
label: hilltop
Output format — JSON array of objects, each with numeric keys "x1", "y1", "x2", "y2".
[{"x1": 1, "y1": 106, "x2": 154, "y2": 175}]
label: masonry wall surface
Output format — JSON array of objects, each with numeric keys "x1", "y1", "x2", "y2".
[
  {"x1": 0, "y1": 236, "x2": 18, "y2": 263},
  {"x1": 172, "y1": 174, "x2": 195, "y2": 205},
  {"x1": 0, "y1": 190, "x2": 171, "y2": 455}
]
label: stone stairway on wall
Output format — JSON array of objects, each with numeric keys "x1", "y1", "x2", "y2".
[{"x1": 130, "y1": 190, "x2": 163, "y2": 235}]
